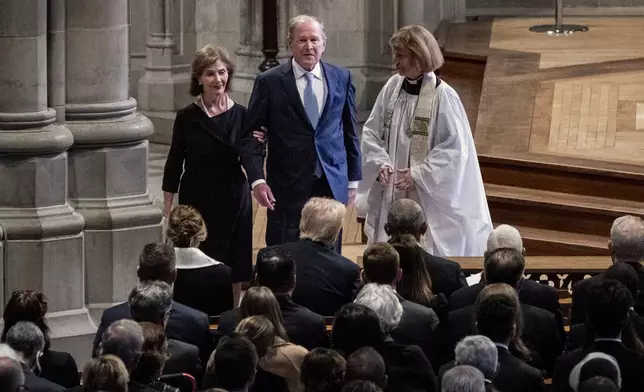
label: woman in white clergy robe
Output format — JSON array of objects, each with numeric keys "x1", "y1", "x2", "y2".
[{"x1": 356, "y1": 25, "x2": 492, "y2": 257}]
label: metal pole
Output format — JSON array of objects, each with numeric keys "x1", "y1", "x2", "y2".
[
  {"x1": 555, "y1": 0, "x2": 563, "y2": 29},
  {"x1": 529, "y1": 0, "x2": 588, "y2": 35}
]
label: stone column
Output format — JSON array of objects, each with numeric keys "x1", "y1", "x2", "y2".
[
  {"x1": 0, "y1": 0, "x2": 92, "y2": 363},
  {"x1": 138, "y1": 0, "x2": 196, "y2": 144},
  {"x1": 64, "y1": 0, "x2": 163, "y2": 323}
]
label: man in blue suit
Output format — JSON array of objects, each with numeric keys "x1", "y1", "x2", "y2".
[{"x1": 240, "y1": 14, "x2": 362, "y2": 248}]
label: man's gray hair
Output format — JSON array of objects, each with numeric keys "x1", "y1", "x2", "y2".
[
  {"x1": 386, "y1": 199, "x2": 425, "y2": 235},
  {"x1": 441, "y1": 365, "x2": 486, "y2": 392},
  {"x1": 101, "y1": 319, "x2": 144, "y2": 372},
  {"x1": 610, "y1": 215, "x2": 644, "y2": 263},
  {"x1": 5, "y1": 321, "x2": 45, "y2": 361},
  {"x1": 487, "y1": 224, "x2": 523, "y2": 253},
  {"x1": 299, "y1": 197, "x2": 346, "y2": 247},
  {"x1": 354, "y1": 283, "x2": 403, "y2": 333},
  {"x1": 287, "y1": 14, "x2": 327, "y2": 44},
  {"x1": 0, "y1": 354, "x2": 24, "y2": 392},
  {"x1": 455, "y1": 335, "x2": 498, "y2": 380},
  {"x1": 128, "y1": 280, "x2": 173, "y2": 325}
]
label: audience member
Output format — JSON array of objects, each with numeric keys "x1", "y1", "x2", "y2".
[
  {"x1": 239, "y1": 287, "x2": 289, "y2": 343},
  {"x1": 362, "y1": 242, "x2": 439, "y2": 365},
  {"x1": 300, "y1": 347, "x2": 346, "y2": 392},
  {"x1": 571, "y1": 215, "x2": 644, "y2": 323},
  {"x1": 206, "y1": 335, "x2": 258, "y2": 392},
  {"x1": 439, "y1": 336, "x2": 498, "y2": 392},
  {"x1": 1, "y1": 290, "x2": 79, "y2": 388},
  {"x1": 341, "y1": 380, "x2": 383, "y2": 392},
  {"x1": 441, "y1": 365, "x2": 486, "y2": 392},
  {"x1": 81, "y1": 355, "x2": 129, "y2": 392},
  {"x1": 332, "y1": 303, "x2": 437, "y2": 392},
  {"x1": 217, "y1": 247, "x2": 328, "y2": 350},
  {"x1": 130, "y1": 323, "x2": 179, "y2": 392},
  {"x1": 568, "y1": 353, "x2": 621, "y2": 392},
  {"x1": 128, "y1": 281, "x2": 201, "y2": 380},
  {"x1": 166, "y1": 205, "x2": 234, "y2": 314},
  {"x1": 0, "y1": 353, "x2": 25, "y2": 392},
  {"x1": 385, "y1": 199, "x2": 466, "y2": 298},
  {"x1": 93, "y1": 243, "x2": 213, "y2": 365},
  {"x1": 578, "y1": 377, "x2": 619, "y2": 392},
  {"x1": 485, "y1": 224, "x2": 524, "y2": 256},
  {"x1": 345, "y1": 347, "x2": 387, "y2": 389},
  {"x1": 5, "y1": 322, "x2": 64, "y2": 391},
  {"x1": 281, "y1": 197, "x2": 360, "y2": 316},
  {"x1": 553, "y1": 279, "x2": 644, "y2": 392},
  {"x1": 445, "y1": 249, "x2": 561, "y2": 374}
]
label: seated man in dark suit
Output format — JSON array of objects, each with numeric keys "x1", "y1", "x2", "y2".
[
  {"x1": 571, "y1": 215, "x2": 644, "y2": 325},
  {"x1": 450, "y1": 225, "x2": 561, "y2": 320},
  {"x1": 217, "y1": 246, "x2": 329, "y2": 350},
  {"x1": 362, "y1": 242, "x2": 440, "y2": 367},
  {"x1": 3, "y1": 323, "x2": 65, "y2": 392},
  {"x1": 553, "y1": 279, "x2": 644, "y2": 392},
  {"x1": 282, "y1": 197, "x2": 361, "y2": 316},
  {"x1": 93, "y1": 243, "x2": 213, "y2": 365},
  {"x1": 128, "y1": 281, "x2": 201, "y2": 380},
  {"x1": 443, "y1": 249, "x2": 562, "y2": 375},
  {"x1": 385, "y1": 199, "x2": 467, "y2": 299}
]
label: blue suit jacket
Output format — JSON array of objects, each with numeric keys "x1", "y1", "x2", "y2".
[{"x1": 240, "y1": 59, "x2": 362, "y2": 204}]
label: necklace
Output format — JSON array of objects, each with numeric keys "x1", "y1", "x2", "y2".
[{"x1": 200, "y1": 95, "x2": 228, "y2": 117}]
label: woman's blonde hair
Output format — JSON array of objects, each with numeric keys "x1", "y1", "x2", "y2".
[
  {"x1": 189, "y1": 44, "x2": 235, "y2": 96},
  {"x1": 235, "y1": 315, "x2": 276, "y2": 358},
  {"x1": 389, "y1": 25, "x2": 444, "y2": 73},
  {"x1": 165, "y1": 205, "x2": 207, "y2": 248},
  {"x1": 239, "y1": 286, "x2": 288, "y2": 341},
  {"x1": 82, "y1": 354, "x2": 129, "y2": 392}
]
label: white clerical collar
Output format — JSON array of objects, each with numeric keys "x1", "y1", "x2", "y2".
[
  {"x1": 292, "y1": 58, "x2": 322, "y2": 81},
  {"x1": 174, "y1": 247, "x2": 223, "y2": 269}
]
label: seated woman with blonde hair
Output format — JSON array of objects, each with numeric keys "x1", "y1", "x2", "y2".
[{"x1": 166, "y1": 204, "x2": 233, "y2": 316}]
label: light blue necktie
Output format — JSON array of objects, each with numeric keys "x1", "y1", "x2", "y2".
[{"x1": 303, "y1": 72, "x2": 323, "y2": 177}]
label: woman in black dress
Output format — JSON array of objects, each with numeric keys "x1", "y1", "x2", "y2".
[{"x1": 163, "y1": 44, "x2": 252, "y2": 305}]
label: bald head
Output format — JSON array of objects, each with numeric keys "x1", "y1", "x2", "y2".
[
  {"x1": 385, "y1": 199, "x2": 427, "y2": 238},
  {"x1": 609, "y1": 215, "x2": 644, "y2": 264},
  {"x1": 486, "y1": 225, "x2": 523, "y2": 254},
  {"x1": 0, "y1": 356, "x2": 24, "y2": 391}
]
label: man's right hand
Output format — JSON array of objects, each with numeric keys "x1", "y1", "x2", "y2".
[
  {"x1": 253, "y1": 183, "x2": 276, "y2": 210},
  {"x1": 378, "y1": 165, "x2": 394, "y2": 185}
]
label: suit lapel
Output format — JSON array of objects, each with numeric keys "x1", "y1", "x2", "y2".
[
  {"x1": 280, "y1": 60, "x2": 312, "y2": 127},
  {"x1": 319, "y1": 61, "x2": 336, "y2": 130}
]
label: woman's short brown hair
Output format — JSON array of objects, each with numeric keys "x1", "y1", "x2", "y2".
[
  {"x1": 189, "y1": 44, "x2": 235, "y2": 96},
  {"x1": 389, "y1": 25, "x2": 444, "y2": 73},
  {"x1": 82, "y1": 355, "x2": 129, "y2": 392},
  {"x1": 165, "y1": 205, "x2": 207, "y2": 248}
]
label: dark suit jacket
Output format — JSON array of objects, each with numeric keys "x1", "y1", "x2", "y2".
[
  {"x1": 22, "y1": 363, "x2": 65, "y2": 392},
  {"x1": 174, "y1": 264, "x2": 234, "y2": 317},
  {"x1": 93, "y1": 300, "x2": 214, "y2": 365},
  {"x1": 239, "y1": 59, "x2": 361, "y2": 204},
  {"x1": 438, "y1": 346, "x2": 545, "y2": 392},
  {"x1": 164, "y1": 338, "x2": 202, "y2": 380},
  {"x1": 38, "y1": 349, "x2": 79, "y2": 389},
  {"x1": 379, "y1": 340, "x2": 437, "y2": 392},
  {"x1": 419, "y1": 248, "x2": 467, "y2": 298},
  {"x1": 217, "y1": 294, "x2": 328, "y2": 350},
  {"x1": 443, "y1": 302, "x2": 562, "y2": 374},
  {"x1": 391, "y1": 295, "x2": 440, "y2": 369},
  {"x1": 280, "y1": 239, "x2": 360, "y2": 316},
  {"x1": 552, "y1": 340, "x2": 644, "y2": 392}
]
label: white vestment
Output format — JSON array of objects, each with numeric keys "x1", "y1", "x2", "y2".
[{"x1": 356, "y1": 72, "x2": 492, "y2": 257}]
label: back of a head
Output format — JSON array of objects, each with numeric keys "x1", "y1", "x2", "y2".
[
  {"x1": 386, "y1": 199, "x2": 425, "y2": 236},
  {"x1": 354, "y1": 284, "x2": 403, "y2": 334},
  {"x1": 474, "y1": 284, "x2": 520, "y2": 345},
  {"x1": 138, "y1": 242, "x2": 176, "y2": 284},
  {"x1": 486, "y1": 225, "x2": 523, "y2": 253},
  {"x1": 362, "y1": 243, "x2": 399, "y2": 285},
  {"x1": 1, "y1": 290, "x2": 49, "y2": 347},
  {"x1": 389, "y1": 235, "x2": 434, "y2": 307},
  {"x1": 5, "y1": 321, "x2": 45, "y2": 363},
  {"x1": 165, "y1": 205, "x2": 207, "y2": 248},
  {"x1": 214, "y1": 335, "x2": 258, "y2": 391},
  {"x1": 82, "y1": 355, "x2": 130, "y2": 392},
  {"x1": 341, "y1": 380, "x2": 383, "y2": 392},
  {"x1": 128, "y1": 280, "x2": 173, "y2": 325},
  {"x1": 131, "y1": 322, "x2": 168, "y2": 383},
  {"x1": 441, "y1": 365, "x2": 486, "y2": 392},
  {"x1": 604, "y1": 262, "x2": 639, "y2": 299},
  {"x1": 299, "y1": 197, "x2": 346, "y2": 246},
  {"x1": 587, "y1": 279, "x2": 632, "y2": 338},
  {"x1": 235, "y1": 315, "x2": 276, "y2": 358},
  {"x1": 345, "y1": 347, "x2": 387, "y2": 388},
  {"x1": 483, "y1": 248, "x2": 525, "y2": 288},
  {"x1": 239, "y1": 286, "x2": 287, "y2": 341},
  {"x1": 254, "y1": 246, "x2": 296, "y2": 293},
  {"x1": 301, "y1": 347, "x2": 346, "y2": 392},
  {"x1": 569, "y1": 352, "x2": 622, "y2": 392},
  {"x1": 579, "y1": 377, "x2": 619, "y2": 392},
  {"x1": 455, "y1": 335, "x2": 498, "y2": 380},
  {"x1": 101, "y1": 319, "x2": 144, "y2": 372},
  {"x1": 0, "y1": 356, "x2": 25, "y2": 392},
  {"x1": 609, "y1": 215, "x2": 644, "y2": 263},
  {"x1": 332, "y1": 304, "x2": 384, "y2": 357}
]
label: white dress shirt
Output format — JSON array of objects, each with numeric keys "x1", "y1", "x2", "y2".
[{"x1": 252, "y1": 58, "x2": 357, "y2": 190}]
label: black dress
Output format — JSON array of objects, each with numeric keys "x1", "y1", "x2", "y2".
[{"x1": 163, "y1": 102, "x2": 253, "y2": 283}]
